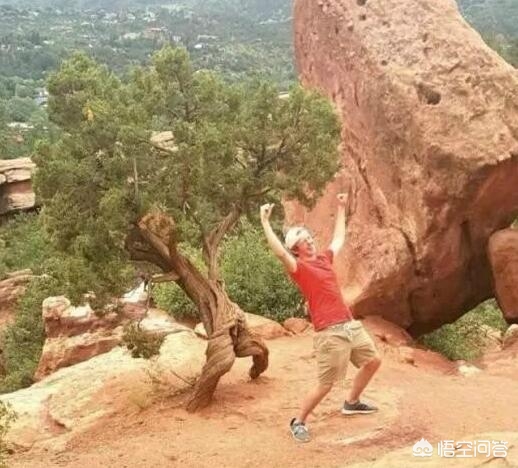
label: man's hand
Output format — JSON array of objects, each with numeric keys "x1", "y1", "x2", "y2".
[
  {"x1": 260, "y1": 203, "x2": 274, "y2": 224},
  {"x1": 337, "y1": 181, "x2": 356, "y2": 215},
  {"x1": 259, "y1": 202, "x2": 297, "y2": 273},
  {"x1": 337, "y1": 193, "x2": 349, "y2": 207}
]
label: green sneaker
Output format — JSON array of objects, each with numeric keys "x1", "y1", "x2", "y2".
[{"x1": 290, "y1": 418, "x2": 310, "y2": 443}]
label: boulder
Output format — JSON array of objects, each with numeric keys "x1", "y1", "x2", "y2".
[
  {"x1": 138, "y1": 308, "x2": 191, "y2": 338},
  {"x1": 456, "y1": 361, "x2": 482, "y2": 377},
  {"x1": 282, "y1": 317, "x2": 312, "y2": 335},
  {"x1": 0, "y1": 158, "x2": 36, "y2": 216},
  {"x1": 292, "y1": 0, "x2": 518, "y2": 336},
  {"x1": 503, "y1": 324, "x2": 518, "y2": 350},
  {"x1": 478, "y1": 324, "x2": 503, "y2": 353},
  {"x1": 35, "y1": 297, "x2": 185, "y2": 380},
  {"x1": 1, "y1": 330, "x2": 205, "y2": 451},
  {"x1": 41, "y1": 297, "x2": 103, "y2": 338},
  {"x1": 34, "y1": 331, "x2": 123, "y2": 381},
  {"x1": 488, "y1": 229, "x2": 518, "y2": 323},
  {"x1": 361, "y1": 315, "x2": 413, "y2": 347}
]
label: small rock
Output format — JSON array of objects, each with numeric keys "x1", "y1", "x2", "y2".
[{"x1": 283, "y1": 318, "x2": 312, "y2": 335}]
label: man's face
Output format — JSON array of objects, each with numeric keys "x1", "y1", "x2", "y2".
[{"x1": 295, "y1": 229, "x2": 317, "y2": 257}]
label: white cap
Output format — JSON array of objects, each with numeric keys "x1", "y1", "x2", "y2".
[{"x1": 284, "y1": 226, "x2": 308, "y2": 250}]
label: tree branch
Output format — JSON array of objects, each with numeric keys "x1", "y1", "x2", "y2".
[
  {"x1": 136, "y1": 211, "x2": 179, "y2": 267},
  {"x1": 205, "y1": 206, "x2": 241, "y2": 280},
  {"x1": 254, "y1": 134, "x2": 288, "y2": 176},
  {"x1": 186, "y1": 207, "x2": 212, "y2": 272},
  {"x1": 125, "y1": 227, "x2": 172, "y2": 272}
]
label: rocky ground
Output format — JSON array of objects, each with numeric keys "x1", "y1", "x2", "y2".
[{"x1": 6, "y1": 318, "x2": 518, "y2": 468}]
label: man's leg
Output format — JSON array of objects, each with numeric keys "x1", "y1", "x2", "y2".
[
  {"x1": 347, "y1": 356, "x2": 381, "y2": 404},
  {"x1": 297, "y1": 383, "x2": 333, "y2": 423},
  {"x1": 290, "y1": 334, "x2": 348, "y2": 441},
  {"x1": 343, "y1": 324, "x2": 381, "y2": 414}
]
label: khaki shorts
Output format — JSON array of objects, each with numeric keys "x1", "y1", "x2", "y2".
[{"x1": 314, "y1": 320, "x2": 379, "y2": 386}]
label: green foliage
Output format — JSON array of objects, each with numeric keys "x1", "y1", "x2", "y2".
[
  {"x1": 122, "y1": 322, "x2": 164, "y2": 359},
  {"x1": 5, "y1": 97, "x2": 38, "y2": 122},
  {"x1": 0, "y1": 276, "x2": 60, "y2": 393},
  {"x1": 419, "y1": 299, "x2": 508, "y2": 361},
  {"x1": 221, "y1": 227, "x2": 302, "y2": 321},
  {"x1": 0, "y1": 401, "x2": 17, "y2": 468},
  {"x1": 0, "y1": 213, "x2": 53, "y2": 278},
  {"x1": 459, "y1": 0, "x2": 518, "y2": 39},
  {"x1": 153, "y1": 282, "x2": 198, "y2": 320}
]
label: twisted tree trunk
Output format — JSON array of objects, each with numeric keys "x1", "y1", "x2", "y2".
[
  {"x1": 185, "y1": 282, "x2": 269, "y2": 412},
  {"x1": 125, "y1": 210, "x2": 269, "y2": 411}
]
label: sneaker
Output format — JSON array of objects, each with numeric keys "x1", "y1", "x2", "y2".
[
  {"x1": 341, "y1": 400, "x2": 378, "y2": 415},
  {"x1": 289, "y1": 418, "x2": 311, "y2": 443}
]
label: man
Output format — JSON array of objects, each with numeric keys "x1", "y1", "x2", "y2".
[{"x1": 260, "y1": 193, "x2": 381, "y2": 443}]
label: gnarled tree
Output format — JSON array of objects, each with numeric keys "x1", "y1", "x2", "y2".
[{"x1": 33, "y1": 46, "x2": 340, "y2": 411}]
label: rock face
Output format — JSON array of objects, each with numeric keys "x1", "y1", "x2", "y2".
[
  {"x1": 1, "y1": 330, "x2": 205, "y2": 450},
  {"x1": 34, "y1": 296, "x2": 187, "y2": 380},
  {"x1": 0, "y1": 158, "x2": 36, "y2": 216},
  {"x1": 488, "y1": 229, "x2": 518, "y2": 323},
  {"x1": 292, "y1": 0, "x2": 518, "y2": 335}
]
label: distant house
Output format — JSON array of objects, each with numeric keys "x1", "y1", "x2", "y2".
[
  {"x1": 122, "y1": 32, "x2": 141, "y2": 40},
  {"x1": 197, "y1": 34, "x2": 218, "y2": 41},
  {"x1": 143, "y1": 27, "x2": 167, "y2": 41},
  {"x1": 7, "y1": 122, "x2": 34, "y2": 131},
  {"x1": 34, "y1": 88, "x2": 49, "y2": 107}
]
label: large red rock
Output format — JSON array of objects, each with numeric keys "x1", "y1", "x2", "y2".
[
  {"x1": 488, "y1": 229, "x2": 518, "y2": 323},
  {"x1": 292, "y1": 0, "x2": 518, "y2": 335},
  {"x1": 361, "y1": 315, "x2": 413, "y2": 347}
]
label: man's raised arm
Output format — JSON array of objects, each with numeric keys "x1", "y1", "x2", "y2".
[
  {"x1": 260, "y1": 203, "x2": 297, "y2": 273},
  {"x1": 329, "y1": 189, "x2": 353, "y2": 255}
]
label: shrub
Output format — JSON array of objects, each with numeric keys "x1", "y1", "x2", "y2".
[
  {"x1": 0, "y1": 401, "x2": 17, "y2": 468},
  {"x1": 419, "y1": 299, "x2": 508, "y2": 361},
  {"x1": 221, "y1": 228, "x2": 302, "y2": 322},
  {"x1": 0, "y1": 276, "x2": 60, "y2": 393},
  {"x1": 152, "y1": 282, "x2": 198, "y2": 320},
  {"x1": 0, "y1": 213, "x2": 54, "y2": 278},
  {"x1": 122, "y1": 322, "x2": 164, "y2": 359}
]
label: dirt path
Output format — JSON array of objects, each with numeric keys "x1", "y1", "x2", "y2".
[{"x1": 10, "y1": 335, "x2": 518, "y2": 468}]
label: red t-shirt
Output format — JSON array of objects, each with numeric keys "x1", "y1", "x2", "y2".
[{"x1": 290, "y1": 249, "x2": 353, "y2": 331}]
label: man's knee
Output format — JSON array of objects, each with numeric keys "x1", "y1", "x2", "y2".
[
  {"x1": 366, "y1": 356, "x2": 382, "y2": 371},
  {"x1": 317, "y1": 382, "x2": 334, "y2": 395}
]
